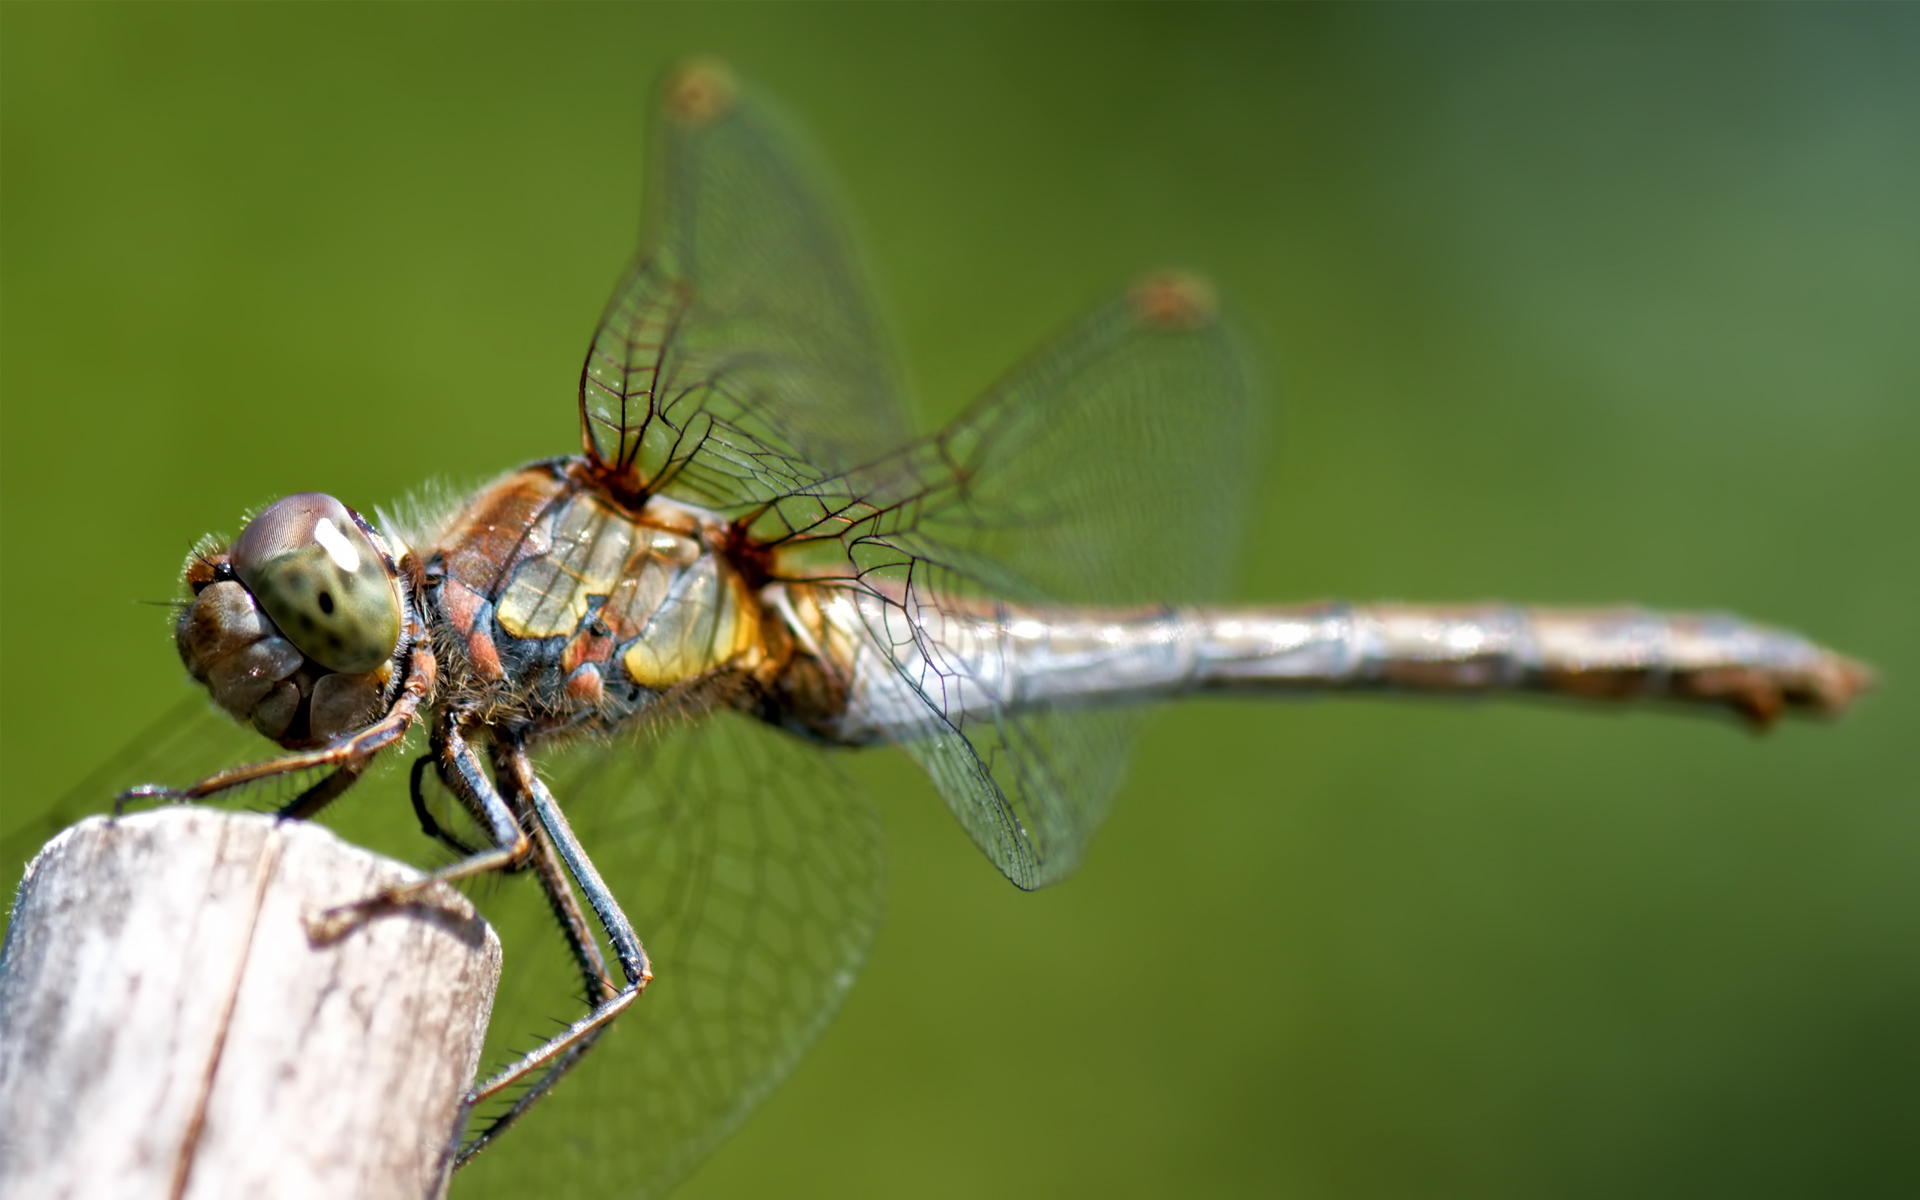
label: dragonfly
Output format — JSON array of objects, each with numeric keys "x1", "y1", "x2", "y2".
[{"x1": 69, "y1": 58, "x2": 1866, "y2": 1196}]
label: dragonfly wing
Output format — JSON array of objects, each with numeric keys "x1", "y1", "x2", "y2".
[
  {"x1": 843, "y1": 275, "x2": 1260, "y2": 889},
  {"x1": 895, "y1": 701, "x2": 1142, "y2": 892},
  {"x1": 460, "y1": 711, "x2": 884, "y2": 1197},
  {"x1": 581, "y1": 61, "x2": 913, "y2": 509},
  {"x1": 35, "y1": 694, "x2": 882, "y2": 1197},
  {"x1": 0, "y1": 691, "x2": 347, "y2": 913}
]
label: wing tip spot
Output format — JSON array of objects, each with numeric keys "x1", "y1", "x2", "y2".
[
  {"x1": 1130, "y1": 270, "x2": 1217, "y2": 332},
  {"x1": 667, "y1": 58, "x2": 738, "y2": 128}
]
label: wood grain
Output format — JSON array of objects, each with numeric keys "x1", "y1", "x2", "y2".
[{"x1": 0, "y1": 808, "x2": 501, "y2": 1200}]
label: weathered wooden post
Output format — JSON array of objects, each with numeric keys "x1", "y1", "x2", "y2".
[{"x1": 0, "y1": 808, "x2": 501, "y2": 1200}]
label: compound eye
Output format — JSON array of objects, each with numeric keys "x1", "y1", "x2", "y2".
[{"x1": 230, "y1": 493, "x2": 401, "y2": 674}]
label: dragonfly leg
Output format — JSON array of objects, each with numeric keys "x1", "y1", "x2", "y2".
[
  {"x1": 305, "y1": 710, "x2": 531, "y2": 942},
  {"x1": 449, "y1": 740, "x2": 650, "y2": 1168},
  {"x1": 484, "y1": 739, "x2": 620, "y2": 1002},
  {"x1": 403, "y1": 737, "x2": 619, "y2": 1017},
  {"x1": 409, "y1": 731, "x2": 619, "y2": 1000},
  {"x1": 272, "y1": 755, "x2": 373, "y2": 822},
  {"x1": 409, "y1": 752, "x2": 486, "y2": 859},
  {"x1": 114, "y1": 638, "x2": 438, "y2": 815},
  {"x1": 403, "y1": 720, "x2": 555, "y2": 873}
]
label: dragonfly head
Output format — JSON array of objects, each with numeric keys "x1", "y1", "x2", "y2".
[{"x1": 176, "y1": 493, "x2": 412, "y2": 748}]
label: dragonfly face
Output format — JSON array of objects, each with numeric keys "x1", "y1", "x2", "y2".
[
  {"x1": 115, "y1": 56, "x2": 1866, "y2": 1198},
  {"x1": 179, "y1": 493, "x2": 414, "y2": 747}
]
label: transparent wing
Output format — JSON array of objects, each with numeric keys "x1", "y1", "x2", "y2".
[
  {"x1": 578, "y1": 62, "x2": 1257, "y2": 890},
  {"x1": 857, "y1": 274, "x2": 1255, "y2": 607},
  {"x1": 580, "y1": 61, "x2": 912, "y2": 508},
  {"x1": 42, "y1": 699, "x2": 882, "y2": 1198},
  {"x1": 764, "y1": 275, "x2": 1258, "y2": 890},
  {"x1": 0, "y1": 691, "x2": 358, "y2": 929},
  {"x1": 459, "y1": 711, "x2": 884, "y2": 1198}
]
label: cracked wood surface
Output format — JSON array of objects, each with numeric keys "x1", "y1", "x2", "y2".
[{"x1": 0, "y1": 808, "x2": 501, "y2": 1200}]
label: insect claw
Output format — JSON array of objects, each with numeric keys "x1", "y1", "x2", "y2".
[
  {"x1": 112, "y1": 783, "x2": 184, "y2": 816},
  {"x1": 305, "y1": 882, "x2": 418, "y2": 943},
  {"x1": 304, "y1": 900, "x2": 373, "y2": 945}
]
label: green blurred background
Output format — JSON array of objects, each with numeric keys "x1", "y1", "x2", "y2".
[{"x1": 4, "y1": 5, "x2": 1917, "y2": 1197}]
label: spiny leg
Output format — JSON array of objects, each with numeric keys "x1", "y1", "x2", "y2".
[
  {"x1": 273, "y1": 755, "x2": 373, "y2": 822},
  {"x1": 410, "y1": 753, "x2": 485, "y2": 859},
  {"x1": 405, "y1": 716, "x2": 534, "y2": 864},
  {"x1": 306, "y1": 710, "x2": 533, "y2": 942},
  {"x1": 452, "y1": 739, "x2": 650, "y2": 1168},
  {"x1": 114, "y1": 640, "x2": 437, "y2": 816},
  {"x1": 407, "y1": 742, "x2": 617, "y2": 1003},
  {"x1": 504, "y1": 742, "x2": 649, "y2": 1013},
  {"x1": 436, "y1": 827, "x2": 622, "y2": 1182},
  {"x1": 486, "y1": 739, "x2": 620, "y2": 1006}
]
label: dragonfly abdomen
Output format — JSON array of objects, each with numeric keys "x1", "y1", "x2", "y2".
[
  {"x1": 1187, "y1": 603, "x2": 1868, "y2": 724},
  {"x1": 816, "y1": 593, "x2": 1869, "y2": 739}
]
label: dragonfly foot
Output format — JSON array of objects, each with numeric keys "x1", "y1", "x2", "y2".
[
  {"x1": 304, "y1": 890, "x2": 405, "y2": 944},
  {"x1": 304, "y1": 874, "x2": 460, "y2": 944},
  {"x1": 112, "y1": 784, "x2": 186, "y2": 816}
]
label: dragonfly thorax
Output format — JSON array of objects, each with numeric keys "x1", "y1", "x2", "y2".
[{"x1": 420, "y1": 459, "x2": 779, "y2": 742}]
